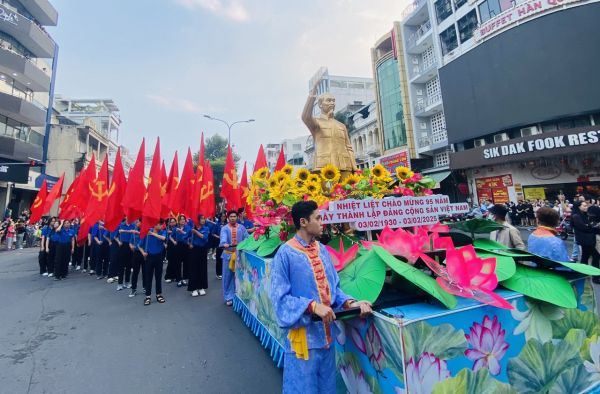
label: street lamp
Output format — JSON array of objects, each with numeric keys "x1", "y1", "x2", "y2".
[{"x1": 203, "y1": 115, "x2": 255, "y2": 146}]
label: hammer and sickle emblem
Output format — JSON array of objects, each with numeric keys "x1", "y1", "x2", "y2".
[
  {"x1": 199, "y1": 182, "x2": 214, "y2": 202},
  {"x1": 33, "y1": 196, "x2": 42, "y2": 208},
  {"x1": 90, "y1": 181, "x2": 109, "y2": 201},
  {"x1": 223, "y1": 171, "x2": 238, "y2": 189}
]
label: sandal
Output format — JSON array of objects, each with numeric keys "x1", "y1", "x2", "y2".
[
  {"x1": 156, "y1": 295, "x2": 165, "y2": 303},
  {"x1": 144, "y1": 296, "x2": 151, "y2": 306}
]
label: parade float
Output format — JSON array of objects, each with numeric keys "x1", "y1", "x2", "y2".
[{"x1": 232, "y1": 163, "x2": 600, "y2": 394}]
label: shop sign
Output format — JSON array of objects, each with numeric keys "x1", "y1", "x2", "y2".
[
  {"x1": 478, "y1": 189, "x2": 493, "y2": 203},
  {"x1": 378, "y1": 149, "x2": 410, "y2": 174},
  {"x1": 0, "y1": 164, "x2": 29, "y2": 183},
  {"x1": 0, "y1": 7, "x2": 19, "y2": 26},
  {"x1": 524, "y1": 187, "x2": 546, "y2": 200},
  {"x1": 475, "y1": 174, "x2": 513, "y2": 189},
  {"x1": 531, "y1": 166, "x2": 561, "y2": 180},
  {"x1": 474, "y1": 0, "x2": 582, "y2": 42},
  {"x1": 321, "y1": 195, "x2": 469, "y2": 230},
  {"x1": 492, "y1": 187, "x2": 510, "y2": 204}
]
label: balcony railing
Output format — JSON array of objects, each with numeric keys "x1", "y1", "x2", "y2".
[
  {"x1": 401, "y1": 0, "x2": 425, "y2": 20},
  {"x1": 0, "y1": 83, "x2": 47, "y2": 109},
  {"x1": 0, "y1": 4, "x2": 53, "y2": 40},
  {"x1": 410, "y1": 59, "x2": 437, "y2": 79},
  {"x1": 419, "y1": 136, "x2": 433, "y2": 149},
  {"x1": 0, "y1": 44, "x2": 50, "y2": 74},
  {"x1": 406, "y1": 20, "x2": 431, "y2": 50},
  {"x1": 414, "y1": 92, "x2": 442, "y2": 112}
]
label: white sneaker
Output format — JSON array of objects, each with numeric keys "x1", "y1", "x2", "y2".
[
  {"x1": 117, "y1": 284, "x2": 123, "y2": 291},
  {"x1": 107, "y1": 277, "x2": 115, "y2": 283},
  {"x1": 90, "y1": 270, "x2": 95, "y2": 274},
  {"x1": 82, "y1": 269, "x2": 87, "y2": 273},
  {"x1": 191, "y1": 290, "x2": 199, "y2": 297},
  {"x1": 165, "y1": 279, "x2": 172, "y2": 283},
  {"x1": 125, "y1": 282, "x2": 132, "y2": 289},
  {"x1": 199, "y1": 289, "x2": 206, "y2": 296},
  {"x1": 42, "y1": 272, "x2": 49, "y2": 276},
  {"x1": 69, "y1": 262, "x2": 72, "y2": 266},
  {"x1": 226, "y1": 300, "x2": 233, "y2": 306},
  {"x1": 182, "y1": 280, "x2": 188, "y2": 285},
  {"x1": 48, "y1": 273, "x2": 54, "y2": 277},
  {"x1": 216, "y1": 275, "x2": 222, "y2": 280},
  {"x1": 75, "y1": 266, "x2": 81, "y2": 271}
]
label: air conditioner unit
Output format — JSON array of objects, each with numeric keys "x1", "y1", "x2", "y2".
[
  {"x1": 474, "y1": 138, "x2": 486, "y2": 147},
  {"x1": 520, "y1": 126, "x2": 540, "y2": 137},
  {"x1": 493, "y1": 133, "x2": 509, "y2": 143}
]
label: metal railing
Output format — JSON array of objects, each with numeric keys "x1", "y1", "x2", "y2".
[
  {"x1": 401, "y1": 0, "x2": 425, "y2": 20},
  {"x1": 413, "y1": 92, "x2": 443, "y2": 112},
  {"x1": 419, "y1": 136, "x2": 433, "y2": 148},
  {"x1": 406, "y1": 20, "x2": 432, "y2": 49},
  {"x1": 0, "y1": 3, "x2": 52, "y2": 40},
  {"x1": 0, "y1": 44, "x2": 49, "y2": 73},
  {"x1": 410, "y1": 59, "x2": 437, "y2": 79},
  {"x1": 0, "y1": 85, "x2": 47, "y2": 109}
]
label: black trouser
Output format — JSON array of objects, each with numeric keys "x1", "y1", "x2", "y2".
[
  {"x1": 55, "y1": 242, "x2": 71, "y2": 278},
  {"x1": 38, "y1": 250, "x2": 47, "y2": 274},
  {"x1": 95, "y1": 242, "x2": 109, "y2": 276},
  {"x1": 118, "y1": 243, "x2": 133, "y2": 285},
  {"x1": 188, "y1": 245, "x2": 208, "y2": 291},
  {"x1": 215, "y1": 247, "x2": 223, "y2": 277},
  {"x1": 47, "y1": 241, "x2": 58, "y2": 274},
  {"x1": 176, "y1": 242, "x2": 188, "y2": 281},
  {"x1": 131, "y1": 249, "x2": 146, "y2": 290},
  {"x1": 72, "y1": 243, "x2": 84, "y2": 266},
  {"x1": 108, "y1": 242, "x2": 120, "y2": 278},
  {"x1": 89, "y1": 242, "x2": 97, "y2": 272},
  {"x1": 581, "y1": 245, "x2": 600, "y2": 268},
  {"x1": 165, "y1": 243, "x2": 178, "y2": 280},
  {"x1": 84, "y1": 242, "x2": 91, "y2": 269},
  {"x1": 144, "y1": 252, "x2": 163, "y2": 297}
]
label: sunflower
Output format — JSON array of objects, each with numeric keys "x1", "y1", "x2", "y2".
[
  {"x1": 305, "y1": 181, "x2": 321, "y2": 196},
  {"x1": 321, "y1": 165, "x2": 341, "y2": 182},
  {"x1": 281, "y1": 164, "x2": 294, "y2": 176},
  {"x1": 396, "y1": 166, "x2": 414, "y2": 180},
  {"x1": 272, "y1": 170, "x2": 289, "y2": 184},
  {"x1": 255, "y1": 167, "x2": 269, "y2": 180},
  {"x1": 295, "y1": 168, "x2": 310, "y2": 182},
  {"x1": 268, "y1": 181, "x2": 287, "y2": 204},
  {"x1": 371, "y1": 164, "x2": 388, "y2": 179},
  {"x1": 308, "y1": 174, "x2": 320, "y2": 183},
  {"x1": 340, "y1": 173, "x2": 362, "y2": 187},
  {"x1": 267, "y1": 174, "x2": 279, "y2": 188}
]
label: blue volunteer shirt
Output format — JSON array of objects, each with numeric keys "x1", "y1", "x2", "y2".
[
  {"x1": 137, "y1": 230, "x2": 166, "y2": 255},
  {"x1": 72, "y1": 224, "x2": 80, "y2": 236},
  {"x1": 57, "y1": 228, "x2": 75, "y2": 244},
  {"x1": 49, "y1": 230, "x2": 60, "y2": 242},
  {"x1": 118, "y1": 222, "x2": 136, "y2": 243},
  {"x1": 109, "y1": 229, "x2": 119, "y2": 242},
  {"x1": 237, "y1": 218, "x2": 255, "y2": 230},
  {"x1": 174, "y1": 225, "x2": 191, "y2": 242},
  {"x1": 41, "y1": 226, "x2": 50, "y2": 238},
  {"x1": 183, "y1": 225, "x2": 210, "y2": 247}
]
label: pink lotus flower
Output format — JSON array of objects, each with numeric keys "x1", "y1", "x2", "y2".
[
  {"x1": 335, "y1": 317, "x2": 367, "y2": 354},
  {"x1": 420, "y1": 244, "x2": 514, "y2": 309},
  {"x1": 278, "y1": 231, "x2": 288, "y2": 242},
  {"x1": 265, "y1": 200, "x2": 274, "y2": 207},
  {"x1": 402, "y1": 188, "x2": 415, "y2": 196},
  {"x1": 340, "y1": 362, "x2": 373, "y2": 394},
  {"x1": 325, "y1": 238, "x2": 359, "y2": 272},
  {"x1": 253, "y1": 226, "x2": 266, "y2": 240},
  {"x1": 405, "y1": 353, "x2": 450, "y2": 394},
  {"x1": 416, "y1": 226, "x2": 452, "y2": 250},
  {"x1": 366, "y1": 324, "x2": 386, "y2": 373},
  {"x1": 362, "y1": 226, "x2": 426, "y2": 265},
  {"x1": 251, "y1": 267, "x2": 260, "y2": 293},
  {"x1": 276, "y1": 206, "x2": 288, "y2": 216},
  {"x1": 465, "y1": 315, "x2": 509, "y2": 375}
]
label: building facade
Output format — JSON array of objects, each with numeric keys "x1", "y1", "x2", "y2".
[
  {"x1": 274, "y1": 136, "x2": 309, "y2": 171},
  {"x1": 348, "y1": 101, "x2": 382, "y2": 170},
  {"x1": 0, "y1": 0, "x2": 58, "y2": 218}
]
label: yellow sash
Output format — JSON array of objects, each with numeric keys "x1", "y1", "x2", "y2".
[
  {"x1": 287, "y1": 326, "x2": 309, "y2": 360},
  {"x1": 224, "y1": 250, "x2": 236, "y2": 271}
]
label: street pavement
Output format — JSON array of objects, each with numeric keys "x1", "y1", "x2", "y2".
[{"x1": 0, "y1": 248, "x2": 282, "y2": 394}]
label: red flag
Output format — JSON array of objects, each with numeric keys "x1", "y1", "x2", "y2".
[
  {"x1": 160, "y1": 160, "x2": 167, "y2": 198},
  {"x1": 198, "y1": 133, "x2": 205, "y2": 170},
  {"x1": 275, "y1": 144, "x2": 286, "y2": 171},
  {"x1": 69, "y1": 155, "x2": 97, "y2": 211},
  {"x1": 254, "y1": 144, "x2": 268, "y2": 174},
  {"x1": 42, "y1": 173, "x2": 65, "y2": 214},
  {"x1": 220, "y1": 145, "x2": 241, "y2": 211},
  {"x1": 77, "y1": 157, "x2": 110, "y2": 245},
  {"x1": 200, "y1": 160, "x2": 216, "y2": 219},
  {"x1": 58, "y1": 175, "x2": 81, "y2": 220},
  {"x1": 140, "y1": 138, "x2": 162, "y2": 237},
  {"x1": 122, "y1": 139, "x2": 146, "y2": 222},
  {"x1": 29, "y1": 179, "x2": 48, "y2": 223},
  {"x1": 190, "y1": 159, "x2": 204, "y2": 226},
  {"x1": 239, "y1": 162, "x2": 252, "y2": 219},
  {"x1": 162, "y1": 152, "x2": 179, "y2": 218},
  {"x1": 172, "y1": 148, "x2": 194, "y2": 218},
  {"x1": 104, "y1": 147, "x2": 127, "y2": 231}
]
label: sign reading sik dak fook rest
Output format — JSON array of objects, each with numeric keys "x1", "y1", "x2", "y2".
[{"x1": 320, "y1": 195, "x2": 470, "y2": 230}]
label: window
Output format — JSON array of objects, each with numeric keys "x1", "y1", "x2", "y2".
[
  {"x1": 435, "y1": 152, "x2": 450, "y2": 167},
  {"x1": 349, "y1": 82, "x2": 365, "y2": 89},
  {"x1": 454, "y1": 0, "x2": 467, "y2": 10},
  {"x1": 573, "y1": 116, "x2": 591, "y2": 128},
  {"x1": 431, "y1": 112, "x2": 447, "y2": 143},
  {"x1": 330, "y1": 80, "x2": 347, "y2": 88},
  {"x1": 435, "y1": 0, "x2": 453, "y2": 24},
  {"x1": 479, "y1": 0, "x2": 502, "y2": 24},
  {"x1": 366, "y1": 82, "x2": 374, "y2": 90},
  {"x1": 422, "y1": 46, "x2": 436, "y2": 69},
  {"x1": 292, "y1": 144, "x2": 301, "y2": 151},
  {"x1": 458, "y1": 10, "x2": 478, "y2": 43},
  {"x1": 440, "y1": 26, "x2": 458, "y2": 55},
  {"x1": 376, "y1": 58, "x2": 407, "y2": 151},
  {"x1": 542, "y1": 122, "x2": 558, "y2": 133}
]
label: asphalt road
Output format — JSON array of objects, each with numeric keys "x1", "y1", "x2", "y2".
[{"x1": 0, "y1": 248, "x2": 282, "y2": 394}]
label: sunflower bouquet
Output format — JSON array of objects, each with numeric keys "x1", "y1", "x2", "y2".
[{"x1": 393, "y1": 166, "x2": 435, "y2": 196}]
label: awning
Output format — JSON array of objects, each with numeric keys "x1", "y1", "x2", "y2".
[{"x1": 426, "y1": 170, "x2": 451, "y2": 188}]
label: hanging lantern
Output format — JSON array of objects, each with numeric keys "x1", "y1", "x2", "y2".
[
  {"x1": 529, "y1": 160, "x2": 536, "y2": 167},
  {"x1": 518, "y1": 164, "x2": 525, "y2": 169},
  {"x1": 473, "y1": 169, "x2": 479, "y2": 174},
  {"x1": 487, "y1": 167, "x2": 494, "y2": 172}
]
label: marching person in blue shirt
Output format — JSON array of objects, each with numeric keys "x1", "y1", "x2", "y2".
[
  {"x1": 117, "y1": 217, "x2": 136, "y2": 291},
  {"x1": 106, "y1": 227, "x2": 121, "y2": 284},
  {"x1": 174, "y1": 215, "x2": 191, "y2": 288},
  {"x1": 88, "y1": 221, "x2": 101, "y2": 276},
  {"x1": 164, "y1": 218, "x2": 179, "y2": 283},
  {"x1": 71, "y1": 218, "x2": 84, "y2": 271},
  {"x1": 137, "y1": 219, "x2": 167, "y2": 306},
  {"x1": 94, "y1": 220, "x2": 110, "y2": 279},
  {"x1": 46, "y1": 220, "x2": 60, "y2": 278},
  {"x1": 219, "y1": 210, "x2": 249, "y2": 306},
  {"x1": 183, "y1": 214, "x2": 210, "y2": 297},
  {"x1": 128, "y1": 219, "x2": 145, "y2": 298},
  {"x1": 237, "y1": 207, "x2": 255, "y2": 234},
  {"x1": 39, "y1": 217, "x2": 56, "y2": 276},
  {"x1": 54, "y1": 219, "x2": 75, "y2": 281},
  {"x1": 211, "y1": 211, "x2": 227, "y2": 280}
]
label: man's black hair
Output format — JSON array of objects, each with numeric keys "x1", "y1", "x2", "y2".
[
  {"x1": 583, "y1": 193, "x2": 593, "y2": 202},
  {"x1": 292, "y1": 200, "x2": 318, "y2": 230},
  {"x1": 227, "y1": 210, "x2": 238, "y2": 217},
  {"x1": 237, "y1": 207, "x2": 245, "y2": 214}
]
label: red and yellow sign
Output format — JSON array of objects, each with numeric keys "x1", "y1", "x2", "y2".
[
  {"x1": 379, "y1": 149, "x2": 411, "y2": 174},
  {"x1": 475, "y1": 174, "x2": 513, "y2": 189},
  {"x1": 492, "y1": 187, "x2": 510, "y2": 204}
]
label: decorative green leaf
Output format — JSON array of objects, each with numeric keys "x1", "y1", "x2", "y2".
[
  {"x1": 447, "y1": 219, "x2": 507, "y2": 235},
  {"x1": 372, "y1": 318, "x2": 404, "y2": 382},
  {"x1": 417, "y1": 175, "x2": 436, "y2": 190},
  {"x1": 581, "y1": 278, "x2": 597, "y2": 313},
  {"x1": 474, "y1": 238, "x2": 512, "y2": 250},
  {"x1": 500, "y1": 265, "x2": 577, "y2": 309},
  {"x1": 282, "y1": 194, "x2": 296, "y2": 207},
  {"x1": 507, "y1": 329, "x2": 586, "y2": 394},
  {"x1": 256, "y1": 236, "x2": 283, "y2": 257},
  {"x1": 549, "y1": 364, "x2": 593, "y2": 394},
  {"x1": 560, "y1": 262, "x2": 600, "y2": 276},
  {"x1": 474, "y1": 251, "x2": 516, "y2": 282},
  {"x1": 338, "y1": 250, "x2": 386, "y2": 303},
  {"x1": 327, "y1": 235, "x2": 367, "y2": 255},
  {"x1": 372, "y1": 246, "x2": 458, "y2": 309},
  {"x1": 551, "y1": 308, "x2": 600, "y2": 340},
  {"x1": 431, "y1": 367, "x2": 517, "y2": 394},
  {"x1": 580, "y1": 334, "x2": 597, "y2": 363},
  {"x1": 402, "y1": 320, "x2": 468, "y2": 362},
  {"x1": 237, "y1": 235, "x2": 265, "y2": 251}
]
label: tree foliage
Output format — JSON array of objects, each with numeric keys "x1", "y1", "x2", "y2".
[{"x1": 192, "y1": 134, "x2": 240, "y2": 202}]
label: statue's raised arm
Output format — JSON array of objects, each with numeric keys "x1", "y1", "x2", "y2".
[{"x1": 301, "y1": 76, "x2": 321, "y2": 134}]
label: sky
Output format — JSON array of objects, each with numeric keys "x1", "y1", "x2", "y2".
[{"x1": 47, "y1": 0, "x2": 409, "y2": 171}]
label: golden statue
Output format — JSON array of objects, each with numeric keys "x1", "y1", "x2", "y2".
[{"x1": 302, "y1": 76, "x2": 358, "y2": 180}]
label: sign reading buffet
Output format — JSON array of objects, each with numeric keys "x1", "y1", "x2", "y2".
[{"x1": 321, "y1": 195, "x2": 470, "y2": 231}]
